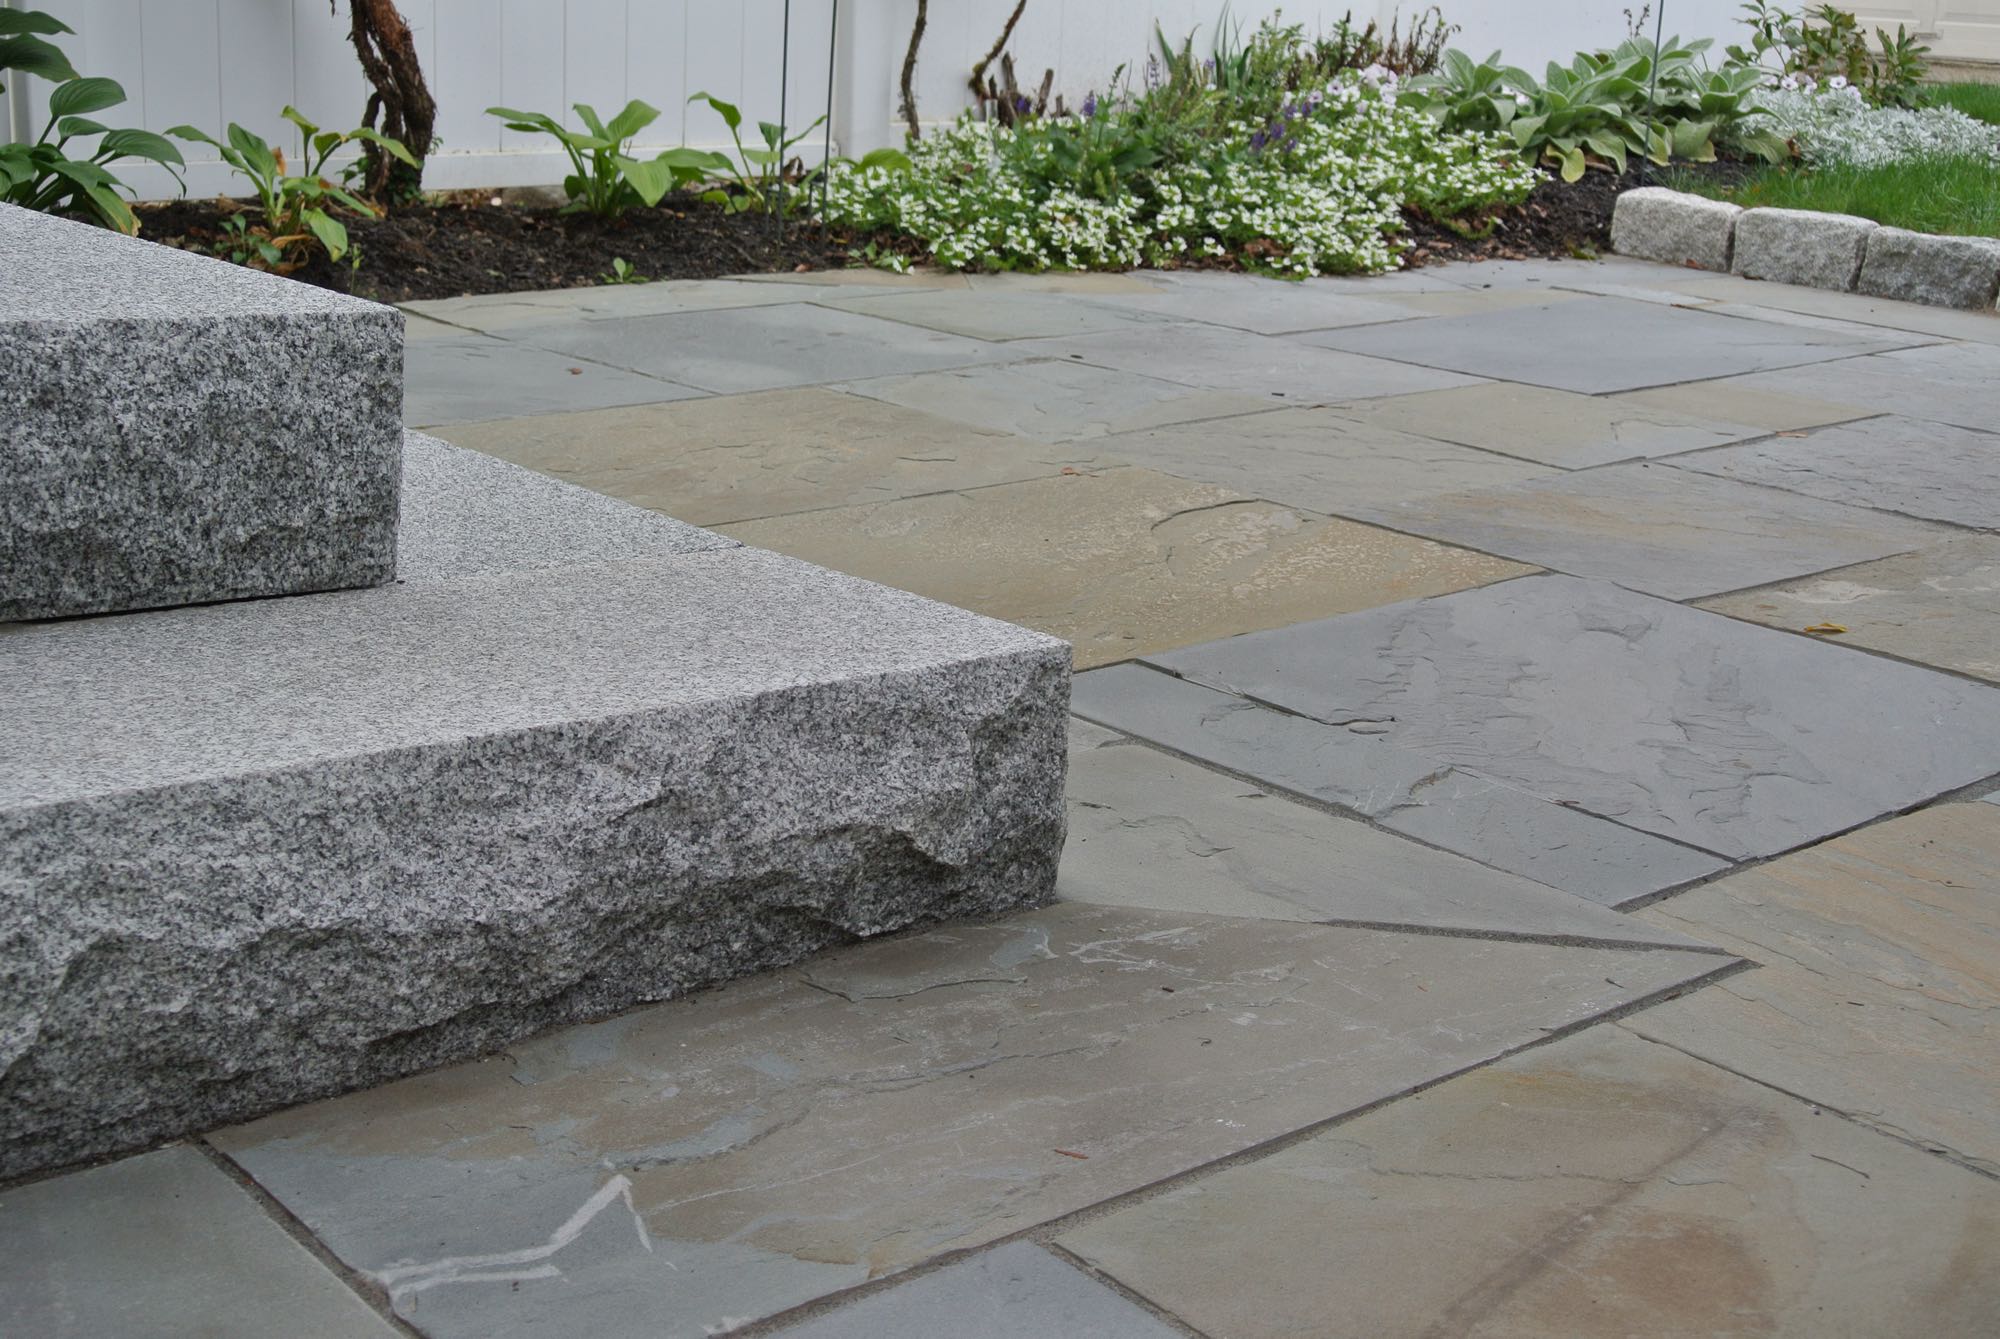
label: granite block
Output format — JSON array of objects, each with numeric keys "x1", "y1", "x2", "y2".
[
  {"x1": 1857, "y1": 225, "x2": 2000, "y2": 310},
  {"x1": 0, "y1": 463, "x2": 1069, "y2": 1177},
  {"x1": 1732, "y1": 207, "x2": 1876, "y2": 290},
  {"x1": 0, "y1": 203, "x2": 402, "y2": 621},
  {"x1": 1610, "y1": 186, "x2": 1742, "y2": 272}
]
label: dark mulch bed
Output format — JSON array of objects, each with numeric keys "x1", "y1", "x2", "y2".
[
  {"x1": 136, "y1": 191, "x2": 857, "y2": 303},
  {"x1": 134, "y1": 167, "x2": 1683, "y2": 300}
]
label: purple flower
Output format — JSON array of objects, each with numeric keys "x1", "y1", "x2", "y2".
[
  {"x1": 1249, "y1": 128, "x2": 1268, "y2": 151},
  {"x1": 1082, "y1": 92, "x2": 1098, "y2": 117},
  {"x1": 1015, "y1": 94, "x2": 1032, "y2": 114},
  {"x1": 1145, "y1": 54, "x2": 1162, "y2": 90}
]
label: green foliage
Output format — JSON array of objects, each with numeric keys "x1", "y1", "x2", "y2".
[
  {"x1": 599, "y1": 257, "x2": 647, "y2": 284},
  {"x1": 1727, "y1": 2, "x2": 1930, "y2": 108},
  {"x1": 1664, "y1": 154, "x2": 2000, "y2": 237},
  {"x1": 1405, "y1": 35, "x2": 1784, "y2": 181},
  {"x1": 1926, "y1": 81, "x2": 2000, "y2": 127},
  {"x1": 167, "y1": 108, "x2": 415, "y2": 270},
  {"x1": 486, "y1": 100, "x2": 726, "y2": 217},
  {"x1": 0, "y1": 9, "x2": 185, "y2": 233},
  {"x1": 686, "y1": 91, "x2": 827, "y2": 212}
]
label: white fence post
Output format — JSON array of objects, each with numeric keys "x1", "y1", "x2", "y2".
[{"x1": 833, "y1": 0, "x2": 900, "y2": 157}]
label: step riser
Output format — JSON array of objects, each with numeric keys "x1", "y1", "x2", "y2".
[{"x1": 0, "y1": 204, "x2": 402, "y2": 621}]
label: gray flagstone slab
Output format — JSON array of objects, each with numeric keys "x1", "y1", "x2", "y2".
[
  {"x1": 1344, "y1": 461, "x2": 1945, "y2": 600},
  {"x1": 516, "y1": 302, "x2": 1008, "y2": 393},
  {"x1": 1070, "y1": 664, "x2": 1729, "y2": 904},
  {"x1": 209, "y1": 904, "x2": 1728, "y2": 1339},
  {"x1": 1674, "y1": 416, "x2": 2000, "y2": 530},
  {"x1": 404, "y1": 334, "x2": 704, "y2": 425},
  {"x1": 1713, "y1": 341, "x2": 2000, "y2": 433},
  {"x1": 1060, "y1": 722, "x2": 1718, "y2": 943},
  {"x1": 812, "y1": 287, "x2": 1175, "y2": 341},
  {"x1": 1144, "y1": 575, "x2": 2000, "y2": 860},
  {"x1": 770, "y1": 1242, "x2": 1184, "y2": 1339},
  {"x1": 0, "y1": 1145, "x2": 396, "y2": 1339},
  {"x1": 1298, "y1": 295, "x2": 1918, "y2": 393}
]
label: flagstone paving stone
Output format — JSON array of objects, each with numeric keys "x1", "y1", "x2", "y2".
[
  {"x1": 402, "y1": 279, "x2": 820, "y2": 333},
  {"x1": 721, "y1": 468, "x2": 1532, "y2": 668},
  {"x1": 0, "y1": 1145, "x2": 395, "y2": 1339},
  {"x1": 403, "y1": 335, "x2": 705, "y2": 426},
  {"x1": 1695, "y1": 538, "x2": 2000, "y2": 683},
  {"x1": 836, "y1": 359, "x2": 1284, "y2": 442},
  {"x1": 208, "y1": 903, "x2": 1729, "y2": 1339},
  {"x1": 516, "y1": 303, "x2": 1007, "y2": 394},
  {"x1": 1609, "y1": 379, "x2": 1876, "y2": 431},
  {"x1": 1093, "y1": 408, "x2": 1558, "y2": 512},
  {"x1": 769, "y1": 1242, "x2": 1183, "y2": 1339},
  {"x1": 1145, "y1": 575, "x2": 2000, "y2": 860},
  {"x1": 1070, "y1": 665, "x2": 1730, "y2": 905},
  {"x1": 1334, "y1": 381, "x2": 1772, "y2": 469},
  {"x1": 1347, "y1": 461, "x2": 1946, "y2": 600},
  {"x1": 1299, "y1": 295, "x2": 1917, "y2": 393},
  {"x1": 1715, "y1": 341, "x2": 2000, "y2": 433},
  {"x1": 814, "y1": 288, "x2": 1175, "y2": 342},
  {"x1": 1057, "y1": 1024, "x2": 2000, "y2": 1339},
  {"x1": 1023, "y1": 322, "x2": 1487, "y2": 402},
  {"x1": 1061, "y1": 721, "x2": 1718, "y2": 946},
  {"x1": 1373, "y1": 287, "x2": 1592, "y2": 318},
  {"x1": 1673, "y1": 416, "x2": 2000, "y2": 530},
  {"x1": 1664, "y1": 274, "x2": 2000, "y2": 345},
  {"x1": 1073, "y1": 269, "x2": 1420, "y2": 334},
  {"x1": 1632, "y1": 803, "x2": 2000, "y2": 1176},
  {"x1": 432, "y1": 389, "x2": 1116, "y2": 526}
]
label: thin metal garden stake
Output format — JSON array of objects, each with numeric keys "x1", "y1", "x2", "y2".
[
  {"x1": 820, "y1": 0, "x2": 838, "y2": 225},
  {"x1": 777, "y1": 0, "x2": 792, "y2": 239},
  {"x1": 1644, "y1": 0, "x2": 1667, "y2": 182}
]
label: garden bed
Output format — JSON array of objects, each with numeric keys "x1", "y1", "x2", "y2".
[{"x1": 133, "y1": 168, "x2": 1622, "y2": 304}]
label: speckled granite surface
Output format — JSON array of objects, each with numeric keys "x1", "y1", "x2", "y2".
[
  {"x1": 0, "y1": 204, "x2": 402, "y2": 620},
  {"x1": 0, "y1": 448, "x2": 1069, "y2": 1178}
]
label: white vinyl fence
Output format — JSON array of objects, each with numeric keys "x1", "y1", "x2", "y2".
[{"x1": 5, "y1": 0, "x2": 1753, "y2": 201}]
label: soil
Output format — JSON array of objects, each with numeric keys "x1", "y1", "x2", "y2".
[{"x1": 133, "y1": 167, "x2": 1666, "y2": 301}]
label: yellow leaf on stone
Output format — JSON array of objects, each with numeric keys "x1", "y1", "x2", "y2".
[{"x1": 1803, "y1": 622, "x2": 1848, "y2": 635}]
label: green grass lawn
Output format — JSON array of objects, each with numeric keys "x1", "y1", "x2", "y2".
[
  {"x1": 1926, "y1": 81, "x2": 2000, "y2": 126},
  {"x1": 1665, "y1": 155, "x2": 2000, "y2": 237}
]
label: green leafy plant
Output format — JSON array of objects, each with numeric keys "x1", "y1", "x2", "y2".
[
  {"x1": 486, "y1": 100, "x2": 726, "y2": 216},
  {"x1": 0, "y1": 9, "x2": 185, "y2": 233},
  {"x1": 687, "y1": 91, "x2": 829, "y2": 212},
  {"x1": 167, "y1": 108, "x2": 415, "y2": 270},
  {"x1": 599, "y1": 257, "x2": 647, "y2": 284},
  {"x1": 1728, "y1": 2, "x2": 1929, "y2": 108}
]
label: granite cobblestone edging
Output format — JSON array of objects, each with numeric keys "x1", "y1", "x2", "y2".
[{"x1": 1610, "y1": 186, "x2": 2000, "y2": 312}]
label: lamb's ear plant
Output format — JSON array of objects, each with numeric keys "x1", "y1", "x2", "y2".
[
  {"x1": 487, "y1": 100, "x2": 727, "y2": 216},
  {"x1": 688, "y1": 91, "x2": 828, "y2": 212},
  {"x1": 0, "y1": 8, "x2": 186, "y2": 233},
  {"x1": 167, "y1": 108, "x2": 415, "y2": 270}
]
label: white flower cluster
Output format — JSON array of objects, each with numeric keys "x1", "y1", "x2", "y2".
[
  {"x1": 818, "y1": 83, "x2": 1537, "y2": 276},
  {"x1": 1747, "y1": 86, "x2": 2000, "y2": 167}
]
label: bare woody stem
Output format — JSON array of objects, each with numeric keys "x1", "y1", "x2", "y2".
[
  {"x1": 969, "y1": 0, "x2": 1029, "y2": 103},
  {"x1": 900, "y1": 0, "x2": 928, "y2": 141}
]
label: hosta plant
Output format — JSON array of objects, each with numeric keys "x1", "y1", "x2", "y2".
[
  {"x1": 0, "y1": 9, "x2": 185, "y2": 233},
  {"x1": 687, "y1": 91, "x2": 832, "y2": 212},
  {"x1": 487, "y1": 100, "x2": 727, "y2": 217},
  {"x1": 168, "y1": 108, "x2": 416, "y2": 270}
]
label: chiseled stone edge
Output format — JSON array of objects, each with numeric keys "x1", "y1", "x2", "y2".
[
  {"x1": 0, "y1": 616, "x2": 1068, "y2": 1178},
  {"x1": 1731, "y1": 206, "x2": 1876, "y2": 290},
  {"x1": 1613, "y1": 187, "x2": 2000, "y2": 313},
  {"x1": 1609, "y1": 186, "x2": 1742, "y2": 273}
]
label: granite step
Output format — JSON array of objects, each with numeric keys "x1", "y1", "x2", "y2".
[{"x1": 0, "y1": 434, "x2": 1069, "y2": 1178}]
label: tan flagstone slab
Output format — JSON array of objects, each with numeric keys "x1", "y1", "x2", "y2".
[
  {"x1": 210, "y1": 904, "x2": 1729, "y2": 1339},
  {"x1": 1023, "y1": 321, "x2": 1485, "y2": 400},
  {"x1": 1698, "y1": 537, "x2": 2000, "y2": 682},
  {"x1": 1337, "y1": 381, "x2": 1771, "y2": 469},
  {"x1": 1071, "y1": 271, "x2": 1419, "y2": 335},
  {"x1": 1377, "y1": 287, "x2": 1591, "y2": 318},
  {"x1": 1609, "y1": 379, "x2": 1876, "y2": 432},
  {"x1": 966, "y1": 271, "x2": 1167, "y2": 295},
  {"x1": 1060, "y1": 722, "x2": 1719, "y2": 948},
  {"x1": 813, "y1": 288, "x2": 1174, "y2": 341},
  {"x1": 1092, "y1": 407, "x2": 1558, "y2": 512},
  {"x1": 741, "y1": 268, "x2": 974, "y2": 290},
  {"x1": 432, "y1": 389, "x2": 1118, "y2": 526},
  {"x1": 1712, "y1": 342, "x2": 2000, "y2": 435},
  {"x1": 1059, "y1": 1024, "x2": 2000, "y2": 1339},
  {"x1": 0, "y1": 1145, "x2": 397, "y2": 1339},
  {"x1": 719, "y1": 468, "x2": 1534, "y2": 667},
  {"x1": 835, "y1": 359, "x2": 1283, "y2": 443},
  {"x1": 1632, "y1": 804, "x2": 2000, "y2": 1175}
]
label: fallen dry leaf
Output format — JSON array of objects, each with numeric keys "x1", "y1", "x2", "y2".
[{"x1": 1803, "y1": 622, "x2": 1848, "y2": 635}]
